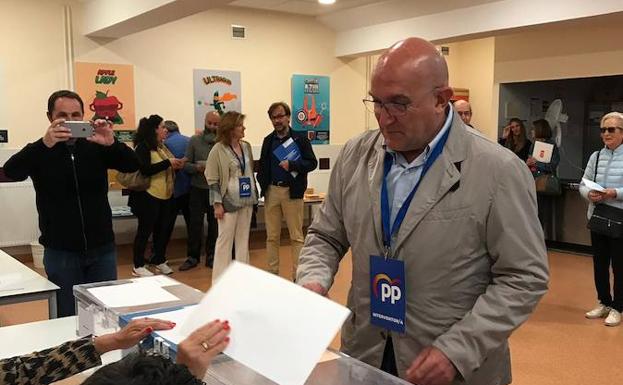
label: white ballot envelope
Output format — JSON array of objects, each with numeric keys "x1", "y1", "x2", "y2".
[
  {"x1": 180, "y1": 262, "x2": 351, "y2": 385},
  {"x1": 582, "y1": 178, "x2": 605, "y2": 192},
  {"x1": 532, "y1": 141, "x2": 554, "y2": 163}
]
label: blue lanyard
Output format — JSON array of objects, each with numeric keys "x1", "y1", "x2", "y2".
[
  {"x1": 380, "y1": 126, "x2": 451, "y2": 256},
  {"x1": 230, "y1": 144, "x2": 246, "y2": 174}
]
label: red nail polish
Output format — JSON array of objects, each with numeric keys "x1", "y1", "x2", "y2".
[
  {"x1": 146, "y1": 327, "x2": 153, "y2": 333},
  {"x1": 223, "y1": 324, "x2": 230, "y2": 330},
  {"x1": 170, "y1": 322, "x2": 176, "y2": 326},
  {"x1": 224, "y1": 337, "x2": 230, "y2": 343}
]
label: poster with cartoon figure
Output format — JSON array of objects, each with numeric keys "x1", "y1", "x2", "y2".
[
  {"x1": 74, "y1": 62, "x2": 136, "y2": 129},
  {"x1": 193, "y1": 69, "x2": 241, "y2": 131},
  {"x1": 291, "y1": 74, "x2": 330, "y2": 144}
]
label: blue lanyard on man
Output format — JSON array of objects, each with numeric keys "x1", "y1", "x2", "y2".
[
  {"x1": 380, "y1": 125, "x2": 452, "y2": 258},
  {"x1": 370, "y1": 124, "x2": 452, "y2": 333}
]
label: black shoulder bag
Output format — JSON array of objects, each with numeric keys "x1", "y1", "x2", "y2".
[{"x1": 587, "y1": 150, "x2": 623, "y2": 238}]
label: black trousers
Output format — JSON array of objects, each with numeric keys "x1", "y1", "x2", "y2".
[
  {"x1": 591, "y1": 231, "x2": 623, "y2": 311},
  {"x1": 131, "y1": 191, "x2": 175, "y2": 268},
  {"x1": 537, "y1": 194, "x2": 554, "y2": 240},
  {"x1": 172, "y1": 192, "x2": 191, "y2": 238},
  {"x1": 187, "y1": 186, "x2": 218, "y2": 261}
]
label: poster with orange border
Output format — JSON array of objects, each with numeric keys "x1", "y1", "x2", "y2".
[{"x1": 74, "y1": 62, "x2": 136, "y2": 130}]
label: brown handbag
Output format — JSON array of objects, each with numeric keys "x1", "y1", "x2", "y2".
[
  {"x1": 534, "y1": 174, "x2": 561, "y2": 196},
  {"x1": 116, "y1": 146, "x2": 170, "y2": 191},
  {"x1": 116, "y1": 170, "x2": 150, "y2": 190}
]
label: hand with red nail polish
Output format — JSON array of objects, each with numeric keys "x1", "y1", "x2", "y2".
[
  {"x1": 177, "y1": 319, "x2": 231, "y2": 379},
  {"x1": 94, "y1": 318, "x2": 175, "y2": 354}
]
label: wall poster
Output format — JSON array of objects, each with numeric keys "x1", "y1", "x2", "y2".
[
  {"x1": 193, "y1": 69, "x2": 241, "y2": 132},
  {"x1": 74, "y1": 62, "x2": 136, "y2": 131},
  {"x1": 291, "y1": 74, "x2": 330, "y2": 144}
]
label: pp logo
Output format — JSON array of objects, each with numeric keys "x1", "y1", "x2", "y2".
[
  {"x1": 241, "y1": 183, "x2": 250, "y2": 191},
  {"x1": 373, "y1": 274, "x2": 402, "y2": 304}
]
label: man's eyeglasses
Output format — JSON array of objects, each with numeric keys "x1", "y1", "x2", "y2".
[
  {"x1": 600, "y1": 126, "x2": 623, "y2": 134},
  {"x1": 362, "y1": 99, "x2": 411, "y2": 117},
  {"x1": 270, "y1": 114, "x2": 288, "y2": 121}
]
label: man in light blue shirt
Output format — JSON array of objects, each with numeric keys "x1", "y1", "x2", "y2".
[{"x1": 385, "y1": 107, "x2": 453, "y2": 226}]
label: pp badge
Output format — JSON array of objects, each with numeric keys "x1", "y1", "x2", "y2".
[
  {"x1": 369, "y1": 255, "x2": 406, "y2": 333},
  {"x1": 238, "y1": 177, "x2": 252, "y2": 198}
]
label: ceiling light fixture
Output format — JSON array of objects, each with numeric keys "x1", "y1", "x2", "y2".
[{"x1": 318, "y1": 0, "x2": 336, "y2": 5}]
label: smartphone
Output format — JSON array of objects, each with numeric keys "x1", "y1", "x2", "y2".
[{"x1": 64, "y1": 121, "x2": 94, "y2": 138}]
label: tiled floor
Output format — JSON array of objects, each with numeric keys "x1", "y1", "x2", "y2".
[{"x1": 1, "y1": 241, "x2": 622, "y2": 384}]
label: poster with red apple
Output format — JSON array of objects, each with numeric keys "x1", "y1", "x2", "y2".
[{"x1": 74, "y1": 62, "x2": 136, "y2": 130}]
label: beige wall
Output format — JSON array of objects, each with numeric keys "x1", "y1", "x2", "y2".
[
  {"x1": 494, "y1": 19, "x2": 623, "y2": 84},
  {"x1": 0, "y1": 2, "x2": 368, "y2": 148},
  {"x1": 445, "y1": 38, "x2": 497, "y2": 139},
  {"x1": 72, "y1": 5, "x2": 367, "y2": 146},
  {"x1": 0, "y1": 0, "x2": 70, "y2": 146}
]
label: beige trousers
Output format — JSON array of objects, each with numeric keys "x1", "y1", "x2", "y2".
[
  {"x1": 264, "y1": 186, "x2": 304, "y2": 278},
  {"x1": 211, "y1": 205, "x2": 253, "y2": 282}
]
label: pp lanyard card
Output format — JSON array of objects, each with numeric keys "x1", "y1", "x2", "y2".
[
  {"x1": 369, "y1": 255, "x2": 406, "y2": 333},
  {"x1": 239, "y1": 177, "x2": 252, "y2": 198}
]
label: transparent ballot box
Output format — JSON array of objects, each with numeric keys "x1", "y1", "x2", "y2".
[
  {"x1": 204, "y1": 351, "x2": 412, "y2": 385},
  {"x1": 73, "y1": 277, "x2": 203, "y2": 337}
]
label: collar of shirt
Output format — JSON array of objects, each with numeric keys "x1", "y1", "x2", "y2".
[
  {"x1": 203, "y1": 131, "x2": 216, "y2": 143},
  {"x1": 383, "y1": 105, "x2": 453, "y2": 227},
  {"x1": 604, "y1": 143, "x2": 623, "y2": 155},
  {"x1": 274, "y1": 127, "x2": 292, "y2": 141},
  {"x1": 383, "y1": 104, "x2": 454, "y2": 170}
]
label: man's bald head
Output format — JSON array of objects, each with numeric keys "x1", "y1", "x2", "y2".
[
  {"x1": 369, "y1": 37, "x2": 454, "y2": 158},
  {"x1": 453, "y1": 100, "x2": 472, "y2": 125},
  {"x1": 374, "y1": 38, "x2": 449, "y2": 91},
  {"x1": 204, "y1": 111, "x2": 221, "y2": 133}
]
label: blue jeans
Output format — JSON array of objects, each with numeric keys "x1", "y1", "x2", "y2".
[{"x1": 44, "y1": 242, "x2": 117, "y2": 317}]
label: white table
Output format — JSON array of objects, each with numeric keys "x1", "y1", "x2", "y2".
[
  {"x1": 0, "y1": 316, "x2": 77, "y2": 359},
  {"x1": 0, "y1": 249, "x2": 59, "y2": 318}
]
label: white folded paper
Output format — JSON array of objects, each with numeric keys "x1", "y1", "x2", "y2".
[
  {"x1": 532, "y1": 141, "x2": 554, "y2": 163},
  {"x1": 87, "y1": 281, "x2": 179, "y2": 308},
  {"x1": 582, "y1": 178, "x2": 605, "y2": 192},
  {"x1": 180, "y1": 262, "x2": 350, "y2": 385}
]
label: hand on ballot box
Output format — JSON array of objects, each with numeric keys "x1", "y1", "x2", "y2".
[{"x1": 176, "y1": 320, "x2": 231, "y2": 379}]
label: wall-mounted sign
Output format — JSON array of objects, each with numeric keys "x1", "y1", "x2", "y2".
[
  {"x1": 74, "y1": 62, "x2": 136, "y2": 130},
  {"x1": 193, "y1": 69, "x2": 241, "y2": 131},
  {"x1": 291, "y1": 74, "x2": 330, "y2": 144}
]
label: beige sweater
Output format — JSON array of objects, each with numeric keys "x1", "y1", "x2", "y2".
[{"x1": 205, "y1": 140, "x2": 258, "y2": 206}]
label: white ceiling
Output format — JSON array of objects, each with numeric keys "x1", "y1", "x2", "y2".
[
  {"x1": 228, "y1": 0, "x2": 501, "y2": 31},
  {"x1": 228, "y1": 0, "x2": 382, "y2": 16}
]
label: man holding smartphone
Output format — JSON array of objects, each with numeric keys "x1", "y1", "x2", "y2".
[{"x1": 3, "y1": 90, "x2": 139, "y2": 317}]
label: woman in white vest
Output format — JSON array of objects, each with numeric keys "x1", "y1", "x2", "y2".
[{"x1": 580, "y1": 111, "x2": 623, "y2": 327}]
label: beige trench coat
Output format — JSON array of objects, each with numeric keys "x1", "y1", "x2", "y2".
[{"x1": 297, "y1": 113, "x2": 549, "y2": 385}]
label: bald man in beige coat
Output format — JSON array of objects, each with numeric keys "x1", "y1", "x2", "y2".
[{"x1": 297, "y1": 38, "x2": 549, "y2": 385}]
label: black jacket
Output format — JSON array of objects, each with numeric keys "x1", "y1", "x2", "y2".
[
  {"x1": 3, "y1": 138, "x2": 138, "y2": 252},
  {"x1": 257, "y1": 129, "x2": 317, "y2": 199}
]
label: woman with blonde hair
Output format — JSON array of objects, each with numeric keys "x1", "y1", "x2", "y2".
[
  {"x1": 205, "y1": 111, "x2": 258, "y2": 280},
  {"x1": 580, "y1": 111, "x2": 623, "y2": 327},
  {"x1": 499, "y1": 118, "x2": 532, "y2": 161}
]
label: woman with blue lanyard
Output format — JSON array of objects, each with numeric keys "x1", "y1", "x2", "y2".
[{"x1": 205, "y1": 111, "x2": 258, "y2": 281}]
